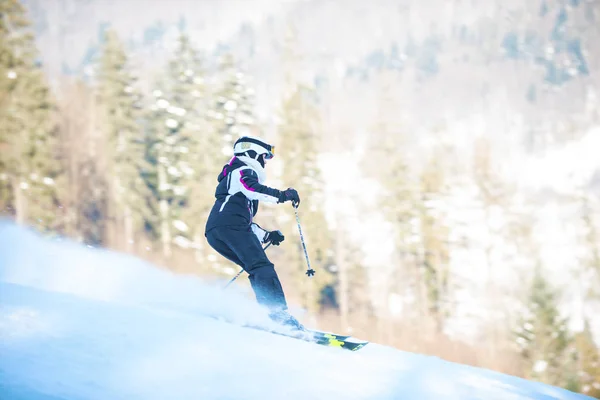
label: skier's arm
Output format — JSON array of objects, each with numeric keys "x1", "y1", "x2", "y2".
[{"x1": 237, "y1": 169, "x2": 281, "y2": 203}]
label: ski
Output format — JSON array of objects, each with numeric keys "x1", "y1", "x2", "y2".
[
  {"x1": 308, "y1": 330, "x2": 369, "y2": 351},
  {"x1": 243, "y1": 324, "x2": 369, "y2": 352},
  {"x1": 207, "y1": 315, "x2": 369, "y2": 351}
]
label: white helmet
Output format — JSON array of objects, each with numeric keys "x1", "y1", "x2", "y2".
[{"x1": 233, "y1": 136, "x2": 275, "y2": 160}]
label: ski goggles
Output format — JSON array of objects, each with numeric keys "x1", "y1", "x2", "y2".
[{"x1": 264, "y1": 146, "x2": 275, "y2": 159}]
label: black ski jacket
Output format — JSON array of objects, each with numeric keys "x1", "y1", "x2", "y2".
[{"x1": 205, "y1": 156, "x2": 281, "y2": 239}]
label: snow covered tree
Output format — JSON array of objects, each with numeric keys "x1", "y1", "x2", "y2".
[
  {"x1": 569, "y1": 193, "x2": 600, "y2": 397},
  {"x1": 416, "y1": 151, "x2": 452, "y2": 334},
  {"x1": 278, "y1": 84, "x2": 333, "y2": 314},
  {"x1": 144, "y1": 89, "x2": 184, "y2": 258},
  {"x1": 142, "y1": 33, "x2": 208, "y2": 258},
  {"x1": 362, "y1": 70, "x2": 422, "y2": 332},
  {"x1": 470, "y1": 136, "x2": 529, "y2": 359},
  {"x1": 0, "y1": 0, "x2": 60, "y2": 231},
  {"x1": 210, "y1": 53, "x2": 255, "y2": 155},
  {"x1": 162, "y1": 33, "x2": 219, "y2": 264},
  {"x1": 96, "y1": 28, "x2": 147, "y2": 251},
  {"x1": 516, "y1": 267, "x2": 574, "y2": 388}
]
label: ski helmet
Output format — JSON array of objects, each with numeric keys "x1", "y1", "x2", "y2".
[{"x1": 233, "y1": 136, "x2": 275, "y2": 160}]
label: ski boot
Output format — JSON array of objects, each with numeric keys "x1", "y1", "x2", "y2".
[{"x1": 268, "y1": 309, "x2": 306, "y2": 333}]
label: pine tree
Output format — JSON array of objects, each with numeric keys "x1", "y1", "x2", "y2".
[
  {"x1": 0, "y1": 0, "x2": 59, "y2": 231},
  {"x1": 96, "y1": 28, "x2": 147, "y2": 251},
  {"x1": 417, "y1": 151, "x2": 452, "y2": 334},
  {"x1": 516, "y1": 267, "x2": 573, "y2": 388},
  {"x1": 143, "y1": 89, "x2": 172, "y2": 256},
  {"x1": 164, "y1": 33, "x2": 219, "y2": 264},
  {"x1": 210, "y1": 52, "x2": 255, "y2": 153},
  {"x1": 278, "y1": 84, "x2": 333, "y2": 314},
  {"x1": 471, "y1": 136, "x2": 524, "y2": 360},
  {"x1": 571, "y1": 193, "x2": 600, "y2": 397},
  {"x1": 142, "y1": 33, "x2": 209, "y2": 258},
  {"x1": 574, "y1": 321, "x2": 600, "y2": 398},
  {"x1": 361, "y1": 69, "x2": 424, "y2": 337},
  {"x1": 346, "y1": 249, "x2": 375, "y2": 332}
]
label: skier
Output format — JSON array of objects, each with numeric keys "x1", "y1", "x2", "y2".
[{"x1": 205, "y1": 135, "x2": 304, "y2": 331}]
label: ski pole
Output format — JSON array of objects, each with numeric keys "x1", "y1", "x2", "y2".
[
  {"x1": 224, "y1": 242, "x2": 272, "y2": 289},
  {"x1": 293, "y1": 204, "x2": 315, "y2": 277}
]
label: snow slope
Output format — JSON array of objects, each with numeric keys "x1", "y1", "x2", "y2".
[{"x1": 0, "y1": 221, "x2": 593, "y2": 400}]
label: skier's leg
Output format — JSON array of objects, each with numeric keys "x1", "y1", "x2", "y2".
[
  {"x1": 212, "y1": 226, "x2": 288, "y2": 311},
  {"x1": 206, "y1": 229, "x2": 244, "y2": 268}
]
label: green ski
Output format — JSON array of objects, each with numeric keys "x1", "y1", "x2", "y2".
[
  {"x1": 208, "y1": 315, "x2": 369, "y2": 351},
  {"x1": 245, "y1": 324, "x2": 369, "y2": 351},
  {"x1": 308, "y1": 330, "x2": 369, "y2": 351}
]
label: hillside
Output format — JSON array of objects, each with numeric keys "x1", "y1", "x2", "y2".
[{"x1": 0, "y1": 221, "x2": 593, "y2": 400}]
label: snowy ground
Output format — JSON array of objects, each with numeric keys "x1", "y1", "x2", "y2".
[{"x1": 0, "y1": 220, "x2": 593, "y2": 400}]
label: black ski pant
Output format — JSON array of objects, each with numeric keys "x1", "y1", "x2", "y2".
[{"x1": 206, "y1": 226, "x2": 288, "y2": 311}]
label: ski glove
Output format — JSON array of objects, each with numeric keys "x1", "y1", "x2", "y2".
[
  {"x1": 278, "y1": 188, "x2": 300, "y2": 207},
  {"x1": 265, "y1": 230, "x2": 285, "y2": 246}
]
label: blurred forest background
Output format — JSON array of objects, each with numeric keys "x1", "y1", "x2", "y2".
[{"x1": 1, "y1": 0, "x2": 599, "y2": 395}]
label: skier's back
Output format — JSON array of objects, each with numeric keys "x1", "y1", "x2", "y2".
[{"x1": 205, "y1": 135, "x2": 303, "y2": 330}]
